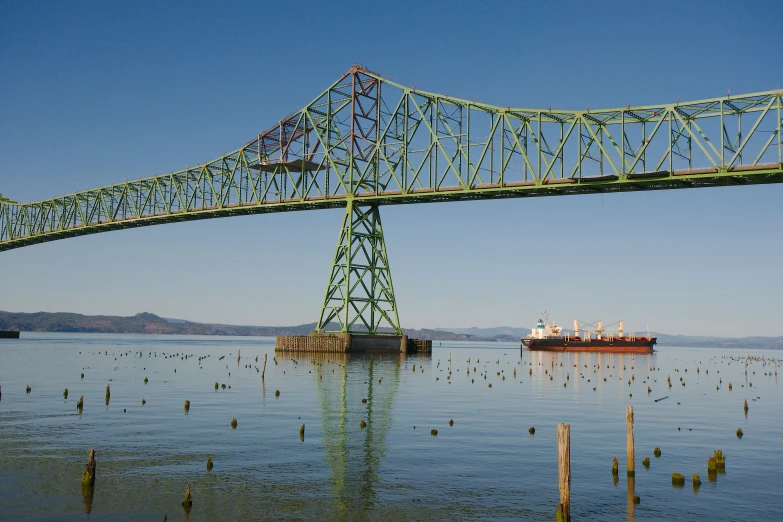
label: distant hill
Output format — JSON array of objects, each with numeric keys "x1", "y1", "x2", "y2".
[
  {"x1": 434, "y1": 326, "x2": 531, "y2": 338},
  {"x1": 0, "y1": 311, "x2": 312, "y2": 337},
  {"x1": 0, "y1": 311, "x2": 512, "y2": 342},
  {"x1": 1, "y1": 311, "x2": 780, "y2": 348},
  {"x1": 650, "y1": 332, "x2": 783, "y2": 349}
]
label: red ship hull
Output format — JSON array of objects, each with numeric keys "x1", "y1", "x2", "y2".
[{"x1": 522, "y1": 337, "x2": 655, "y2": 354}]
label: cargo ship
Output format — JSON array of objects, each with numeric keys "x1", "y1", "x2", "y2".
[
  {"x1": 0, "y1": 330, "x2": 21, "y2": 339},
  {"x1": 521, "y1": 312, "x2": 655, "y2": 353}
]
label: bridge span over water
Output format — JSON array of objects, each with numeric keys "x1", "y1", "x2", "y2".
[{"x1": 1, "y1": 65, "x2": 781, "y2": 336}]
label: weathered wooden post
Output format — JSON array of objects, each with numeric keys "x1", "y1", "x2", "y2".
[
  {"x1": 82, "y1": 449, "x2": 96, "y2": 486},
  {"x1": 262, "y1": 353, "x2": 267, "y2": 380},
  {"x1": 182, "y1": 483, "x2": 193, "y2": 508},
  {"x1": 626, "y1": 405, "x2": 635, "y2": 476},
  {"x1": 556, "y1": 423, "x2": 571, "y2": 522}
]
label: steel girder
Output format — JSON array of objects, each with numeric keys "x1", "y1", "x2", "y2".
[
  {"x1": 316, "y1": 200, "x2": 400, "y2": 335},
  {"x1": 1, "y1": 65, "x2": 782, "y2": 252}
]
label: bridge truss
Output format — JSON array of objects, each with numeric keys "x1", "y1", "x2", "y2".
[{"x1": 1, "y1": 65, "x2": 781, "y2": 334}]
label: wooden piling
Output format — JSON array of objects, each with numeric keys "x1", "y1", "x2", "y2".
[
  {"x1": 626, "y1": 405, "x2": 635, "y2": 476},
  {"x1": 556, "y1": 423, "x2": 571, "y2": 522},
  {"x1": 82, "y1": 449, "x2": 96, "y2": 486},
  {"x1": 262, "y1": 353, "x2": 267, "y2": 380},
  {"x1": 182, "y1": 483, "x2": 193, "y2": 508}
]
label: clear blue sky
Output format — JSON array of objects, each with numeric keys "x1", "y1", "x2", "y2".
[{"x1": 1, "y1": 0, "x2": 781, "y2": 336}]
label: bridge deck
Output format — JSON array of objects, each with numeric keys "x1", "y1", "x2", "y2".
[
  {"x1": 2, "y1": 66, "x2": 781, "y2": 251},
  {"x1": 1, "y1": 164, "x2": 780, "y2": 252}
]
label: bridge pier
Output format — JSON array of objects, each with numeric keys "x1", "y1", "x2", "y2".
[{"x1": 275, "y1": 333, "x2": 431, "y2": 354}]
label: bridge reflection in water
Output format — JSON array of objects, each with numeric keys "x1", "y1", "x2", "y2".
[{"x1": 311, "y1": 352, "x2": 404, "y2": 517}]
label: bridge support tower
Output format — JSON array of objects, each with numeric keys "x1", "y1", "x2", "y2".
[
  {"x1": 275, "y1": 199, "x2": 434, "y2": 353},
  {"x1": 317, "y1": 199, "x2": 401, "y2": 335}
]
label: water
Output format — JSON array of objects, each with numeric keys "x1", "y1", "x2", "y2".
[{"x1": 1, "y1": 333, "x2": 782, "y2": 521}]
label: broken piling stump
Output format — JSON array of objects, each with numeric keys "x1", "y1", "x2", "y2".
[
  {"x1": 82, "y1": 449, "x2": 96, "y2": 486},
  {"x1": 713, "y1": 450, "x2": 726, "y2": 471},
  {"x1": 182, "y1": 483, "x2": 193, "y2": 507}
]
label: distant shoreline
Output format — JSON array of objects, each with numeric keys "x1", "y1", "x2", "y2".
[
  {"x1": 7, "y1": 330, "x2": 783, "y2": 351},
  {"x1": 2, "y1": 310, "x2": 782, "y2": 349}
]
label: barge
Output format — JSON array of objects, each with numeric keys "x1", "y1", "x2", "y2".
[
  {"x1": 0, "y1": 330, "x2": 20, "y2": 339},
  {"x1": 521, "y1": 312, "x2": 655, "y2": 354}
]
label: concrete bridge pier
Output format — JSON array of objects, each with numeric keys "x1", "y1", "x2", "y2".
[{"x1": 275, "y1": 333, "x2": 431, "y2": 354}]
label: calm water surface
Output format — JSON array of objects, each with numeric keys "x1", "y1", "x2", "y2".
[{"x1": 1, "y1": 333, "x2": 782, "y2": 521}]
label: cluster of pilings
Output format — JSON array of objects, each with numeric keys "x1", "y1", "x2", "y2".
[{"x1": 556, "y1": 403, "x2": 738, "y2": 520}]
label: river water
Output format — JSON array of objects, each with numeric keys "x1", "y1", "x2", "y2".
[{"x1": 0, "y1": 333, "x2": 781, "y2": 521}]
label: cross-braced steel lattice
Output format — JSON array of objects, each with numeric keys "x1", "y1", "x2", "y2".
[
  {"x1": 317, "y1": 200, "x2": 400, "y2": 335},
  {"x1": 2, "y1": 64, "x2": 782, "y2": 335}
]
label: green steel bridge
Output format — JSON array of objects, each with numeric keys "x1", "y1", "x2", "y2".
[{"x1": 1, "y1": 65, "x2": 781, "y2": 336}]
